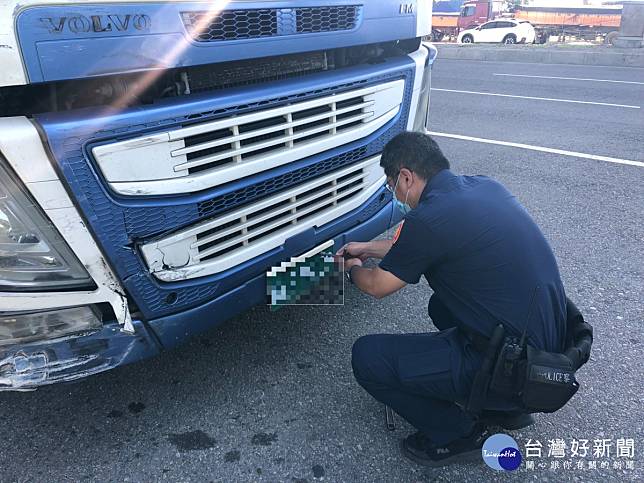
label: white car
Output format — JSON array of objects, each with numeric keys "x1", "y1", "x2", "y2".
[{"x1": 458, "y1": 19, "x2": 536, "y2": 45}]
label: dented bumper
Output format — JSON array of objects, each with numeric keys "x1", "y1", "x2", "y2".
[{"x1": 0, "y1": 320, "x2": 160, "y2": 391}]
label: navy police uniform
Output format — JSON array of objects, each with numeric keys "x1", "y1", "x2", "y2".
[{"x1": 351, "y1": 169, "x2": 567, "y2": 445}]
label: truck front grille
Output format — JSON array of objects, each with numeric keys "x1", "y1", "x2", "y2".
[
  {"x1": 179, "y1": 93, "x2": 369, "y2": 175},
  {"x1": 140, "y1": 156, "x2": 385, "y2": 282},
  {"x1": 181, "y1": 9, "x2": 278, "y2": 42},
  {"x1": 296, "y1": 6, "x2": 359, "y2": 33},
  {"x1": 91, "y1": 79, "x2": 404, "y2": 196},
  {"x1": 181, "y1": 5, "x2": 360, "y2": 43}
]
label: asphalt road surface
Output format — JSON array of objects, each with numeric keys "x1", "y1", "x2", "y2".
[{"x1": 1, "y1": 58, "x2": 643, "y2": 482}]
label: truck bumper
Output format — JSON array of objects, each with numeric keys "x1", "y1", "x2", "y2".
[
  {"x1": 0, "y1": 194, "x2": 396, "y2": 390},
  {"x1": 0, "y1": 320, "x2": 160, "y2": 391}
]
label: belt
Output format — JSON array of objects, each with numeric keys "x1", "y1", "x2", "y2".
[{"x1": 460, "y1": 326, "x2": 492, "y2": 354}]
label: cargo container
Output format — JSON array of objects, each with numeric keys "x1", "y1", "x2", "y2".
[
  {"x1": 430, "y1": 0, "x2": 622, "y2": 43},
  {"x1": 515, "y1": 6, "x2": 622, "y2": 43}
]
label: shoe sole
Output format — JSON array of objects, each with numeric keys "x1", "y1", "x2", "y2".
[
  {"x1": 484, "y1": 416, "x2": 535, "y2": 431},
  {"x1": 499, "y1": 420, "x2": 535, "y2": 431},
  {"x1": 399, "y1": 440, "x2": 482, "y2": 468}
]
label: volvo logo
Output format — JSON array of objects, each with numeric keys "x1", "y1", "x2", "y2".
[
  {"x1": 39, "y1": 14, "x2": 151, "y2": 34},
  {"x1": 399, "y1": 3, "x2": 414, "y2": 14}
]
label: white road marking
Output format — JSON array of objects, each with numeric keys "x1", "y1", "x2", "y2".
[
  {"x1": 493, "y1": 73, "x2": 644, "y2": 85},
  {"x1": 426, "y1": 131, "x2": 644, "y2": 168},
  {"x1": 430, "y1": 88, "x2": 641, "y2": 109},
  {"x1": 436, "y1": 56, "x2": 644, "y2": 71}
]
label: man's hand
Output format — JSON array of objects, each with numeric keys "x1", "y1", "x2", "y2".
[
  {"x1": 344, "y1": 257, "x2": 363, "y2": 271},
  {"x1": 336, "y1": 240, "x2": 394, "y2": 261},
  {"x1": 336, "y1": 242, "x2": 370, "y2": 261}
]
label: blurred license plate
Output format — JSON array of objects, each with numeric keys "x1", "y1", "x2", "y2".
[{"x1": 266, "y1": 240, "x2": 344, "y2": 308}]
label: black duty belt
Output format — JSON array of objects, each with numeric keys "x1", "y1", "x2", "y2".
[{"x1": 462, "y1": 297, "x2": 593, "y2": 416}]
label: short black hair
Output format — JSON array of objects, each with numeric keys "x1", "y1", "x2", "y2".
[{"x1": 380, "y1": 132, "x2": 450, "y2": 180}]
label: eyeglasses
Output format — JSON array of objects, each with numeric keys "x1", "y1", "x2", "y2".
[{"x1": 385, "y1": 173, "x2": 399, "y2": 193}]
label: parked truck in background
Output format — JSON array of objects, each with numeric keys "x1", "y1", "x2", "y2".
[
  {"x1": 429, "y1": 0, "x2": 462, "y2": 40},
  {"x1": 430, "y1": 0, "x2": 622, "y2": 44},
  {"x1": 514, "y1": 5, "x2": 621, "y2": 44},
  {"x1": 0, "y1": 0, "x2": 435, "y2": 390}
]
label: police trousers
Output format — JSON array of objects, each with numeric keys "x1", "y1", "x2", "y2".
[{"x1": 351, "y1": 295, "x2": 483, "y2": 445}]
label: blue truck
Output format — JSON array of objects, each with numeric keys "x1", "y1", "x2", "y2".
[{"x1": 0, "y1": 0, "x2": 435, "y2": 390}]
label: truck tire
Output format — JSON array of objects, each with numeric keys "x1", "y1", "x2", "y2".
[
  {"x1": 429, "y1": 29, "x2": 444, "y2": 42},
  {"x1": 537, "y1": 31, "x2": 548, "y2": 44},
  {"x1": 461, "y1": 34, "x2": 474, "y2": 44},
  {"x1": 604, "y1": 31, "x2": 619, "y2": 45},
  {"x1": 503, "y1": 34, "x2": 517, "y2": 45}
]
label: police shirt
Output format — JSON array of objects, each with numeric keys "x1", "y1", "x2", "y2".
[{"x1": 379, "y1": 169, "x2": 567, "y2": 353}]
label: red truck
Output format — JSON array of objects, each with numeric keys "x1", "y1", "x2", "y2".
[{"x1": 431, "y1": 0, "x2": 622, "y2": 44}]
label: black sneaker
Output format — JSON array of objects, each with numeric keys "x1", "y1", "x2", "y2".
[
  {"x1": 481, "y1": 411, "x2": 535, "y2": 430},
  {"x1": 403, "y1": 431, "x2": 434, "y2": 453},
  {"x1": 400, "y1": 426, "x2": 489, "y2": 467}
]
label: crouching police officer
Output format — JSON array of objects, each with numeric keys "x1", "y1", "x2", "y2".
[{"x1": 337, "y1": 132, "x2": 585, "y2": 467}]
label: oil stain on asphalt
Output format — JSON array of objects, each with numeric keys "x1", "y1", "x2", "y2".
[
  {"x1": 168, "y1": 430, "x2": 217, "y2": 451},
  {"x1": 224, "y1": 450, "x2": 241, "y2": 462},
  {"x1": 312, "y1": 465, "x2": 325, "y2": 478},
  {"x1": 127, "y1": 402, "x2": 146, "y2": 414},
  {"x1": 251, "y1": 432, "x2": 278, "y2": 446}
]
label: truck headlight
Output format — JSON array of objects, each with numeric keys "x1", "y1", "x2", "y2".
[
  {"x1": 0, "y1": 306, "x2": 102, "y2": 347},
  {"x1": 412, "y1": 44, "x2": 438, "y2": 133},
  {"x1": 0, "y1": 157, "x2": 92, "y2": 290}
]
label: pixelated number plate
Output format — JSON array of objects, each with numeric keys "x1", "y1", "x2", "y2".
[{"x1": 266, "y1": 240, "x2": 344, "y2": 309}]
